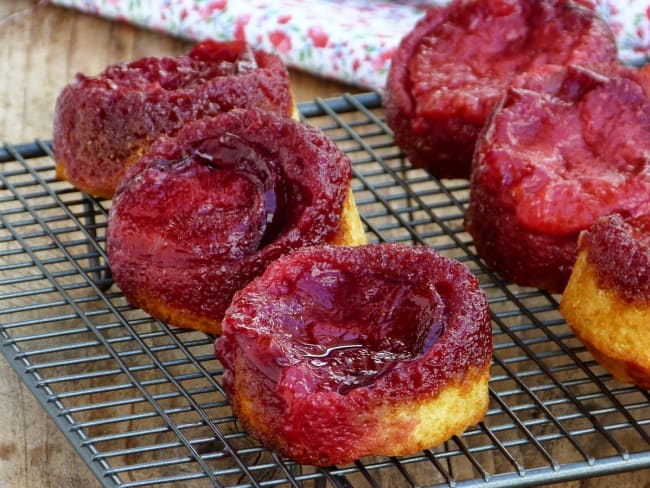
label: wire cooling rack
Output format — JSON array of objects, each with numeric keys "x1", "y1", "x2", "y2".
[{"x1": 2, "y1": 92, "x2": 650, "y2": 488}]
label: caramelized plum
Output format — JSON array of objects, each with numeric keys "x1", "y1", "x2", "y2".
[
  {"x1": 466, "y1": 65, "x2": 650, "y2": 292},
  {"x1": 384, "y1": 0, "x2": 617, "y2": 179},
  {"x1": 107, "y1": 108, "x2": 363, "y2": 334},
  {"x1": 53, "y1": 40, "x2": 293, "y2": 198},
  {"x1": 215, "y1": 244, "x2": 492, "y2": 466}
]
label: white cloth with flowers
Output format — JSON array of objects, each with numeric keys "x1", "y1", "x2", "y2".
[{"x1": 51, "y1": 0, "x2": 650, "y2": 90}]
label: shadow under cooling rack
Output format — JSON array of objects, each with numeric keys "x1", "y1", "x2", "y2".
[{"x1": 1, "y1": 92, "x2": 650, "y2": 487}]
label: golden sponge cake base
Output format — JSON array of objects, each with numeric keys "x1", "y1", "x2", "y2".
[
  {"x1": 561, "y1": 251, "x2": 650, "y2": 389},
  {"x1": 368, "y1": 367, "x2": 490, "y2": 458},
  {"x1": 229, "y1": 351, "x2": 490, "y2": 466}
]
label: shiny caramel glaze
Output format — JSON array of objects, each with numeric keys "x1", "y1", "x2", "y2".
[
  {"x1": 215, "y1": 244, "x2": 492, "y2": 466},
  {"x1": 107, "y1": 108, "x2": 355, "y2": 333}
]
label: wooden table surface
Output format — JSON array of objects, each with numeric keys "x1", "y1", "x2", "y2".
[{"x1": 0, "y1": 1, "x2": 648, "y2": 487}]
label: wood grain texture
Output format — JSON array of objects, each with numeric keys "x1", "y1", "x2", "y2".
[
  {"x1": 0, "y1": 1, "x2": 649, "y2": 487},
  {"x1": 0, "y1": 1, "x2": 356, "y2": 143},
  {"x1": 0, "y1": 3, "x2": 356, "y2": 487}
]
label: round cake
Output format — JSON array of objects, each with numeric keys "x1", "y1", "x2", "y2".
[
  {"x1": 106, "y1": 108, "x2": 366, "y2": 335},
  {"x1": 53, "y1": 40, "x2": 294, "y2": 198},
  {"x1": 215, "y1": 244, "x2": 492, "y2": 466},
  {"x1": 561, "y1": 213, "x2": 650, "y2": 389},
  {"x1": 384, "y1": 0, "x2": 617, "y2": 179},
  {"x1": 465, "y1": 65, "x2": 650, "y2": 293}
]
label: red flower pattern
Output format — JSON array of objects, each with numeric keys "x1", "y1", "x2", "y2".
[
  {"x1": 277, "y1": 14, "x2": 292, "y2": 24},
  {"x1": 268, "y1": 30, "x2": 292, "y2": 54},
  {"x1": 200, "y1": 1, "x2": 228, "y2": 21},
  {"x1": 307, "y1": 26, "x2": 328, "y2": 48},
  {"x1": 49, "y1": 0, "x2": 650, "y2": 90}
]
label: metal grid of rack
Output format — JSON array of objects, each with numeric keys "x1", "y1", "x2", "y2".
[{"x1": 1, "y1": 92, "x2": 650, "y2": 487}]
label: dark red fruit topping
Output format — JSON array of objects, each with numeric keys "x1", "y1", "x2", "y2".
[
  {"x1": 217, "y1": 244, "x2": 491, "y2": 399},
  {"x1": 384, "y1": 0, "x2": 617, "y2": 179},
  {"x1": 107, "y1": 108, "x2": 350, "y2": 324},
  {"x1": 53, "y1": 40, "x2": 293, "y2": 197},
  {"x1": 215, "y1": 244, "x2": 492, "y2": 466},
  {"x1": 466, "y1": 65, "x2": 650, "y2": 292}
]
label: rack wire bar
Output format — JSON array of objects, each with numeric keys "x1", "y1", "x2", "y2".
[{"x1": 1, "y1": 92, "x2": 650, "y2": 487}]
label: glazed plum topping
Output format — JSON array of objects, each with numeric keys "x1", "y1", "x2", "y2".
[
  {"x1": 274, "y1": 268, "x2": 447, "y2": 394},
  {"x1": 125, "y1": 136, "x2": 288, "y2": 265},
  {"x1": 215, "y1": 244, "x2": 492, "y2": 467},
  {"x1": 384, "y1": 0, "x2": 616, "y2": 179},
  {"x1": 91, "y1": 40, "x2": 260, "y2": 92},
  {"x1": 465, "y1": 65, "x2": 650, "y2": 292},
  {"x1": 484, "y1": 68, "x2": 650, "y2": 236},
  {"x1": 122, "y1": 156, "x2": 265, "y2": 265},
  {"x1": 107, "y1": 109, "x2": 351, "y2": 328},
  {"x1": 190, "y1": 134, "x2": 287, "y2": 247},
  {"x1": 409, "y1": 0, "x2": 616, "y2": 123},
  {"x1": 223, "y1": 246, "x2": 478, "y2": 396},
  {"x1": 582, "y1": 213, "x2": 650, "y2": 304}
]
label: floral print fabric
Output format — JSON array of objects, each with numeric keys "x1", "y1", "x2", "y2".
[{"x1": 51, "y1": 0, "x2": 650, "y2": 89}]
